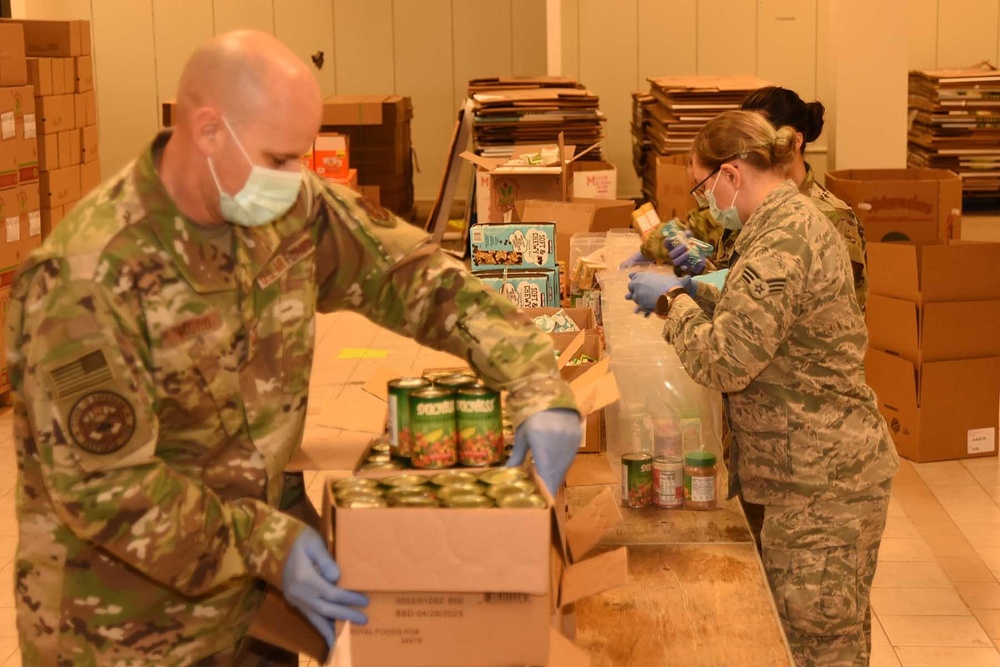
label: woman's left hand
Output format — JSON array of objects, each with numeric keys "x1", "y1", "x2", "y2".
[{"x1": 625, "y1": 272, "x2": 693, "y2": 315}]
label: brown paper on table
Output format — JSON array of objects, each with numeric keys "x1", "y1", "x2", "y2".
[
  {"x1": 313, "y1": 387, "x2": 387, "y2": 433},
  {"x1": 285, "y1": 429, "x2": 372, "y2": 473},
  {"x1": 560, "y1": 547, "x2": 628, "y2": 608},
  {"x1": 359, "y1": 364, "x2": 412, "y2": 402}
]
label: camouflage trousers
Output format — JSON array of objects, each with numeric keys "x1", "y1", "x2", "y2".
[{"x1": 761, "y1": 480, "x2": 892, "y2": 667}]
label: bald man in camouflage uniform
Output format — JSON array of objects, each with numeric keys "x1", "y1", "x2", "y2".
[
  {"x1": 9, "y1": 31, "x2": 579, "y2": 666},
  {"x1": 641, "y1": 164, "x2": 869, "y2": 310},
  {"x1": 659, "y1": 181, "x2": 898, "y2": 665}
]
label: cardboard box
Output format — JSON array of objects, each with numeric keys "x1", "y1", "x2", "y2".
[
  {"x1": 0, "y1": 87, "x2": 37, "y2": 185},
  {"x1": 313, "y1": 132, "x2": 349, "y2": 179},
  {"x1": 41, "y1": 205, "x2": 63, "y2": 238},
  {"x1": 321, "y1": 94, "x2": 413, "y2": 127},
  {"x1": 466, "y1": 145, "x2": 580, "y2": 224},
  {"x1": 3, "y1": 19, "x2": 84, "y2": 57},
  {"x1": 36, "y1": 94, "x2": 75, "y2": 134},
  {"x1": 40, "y1": 165, "x2": 80, "y2": 208},
  {"x1": 26, "y1": 58, "x2": 52, "y2": 96},
  {"x1": 38, "y1": 133, "x2": 58, "y2": 171},
  {"x1": 0, "y1": 184, "x2": 40, "y2": 271},
  {"x1": 0, "y1": 23, "x2": 27, "y2": 88},
  {"x1": 80, "y1": 21, "x2": 91, "y2": 56},
  {"x1": 50, "y1": 58, "x2": 66, "y2": 95},
  {"x1": 73, "y1": 55, "x2": 93, "y2": 92},
  {"x1": 84, "y1": 90, "x2": 96, "y2": 127},
  {"x1": 79, "y1": 158, "x2": 100, "y2": 197},
  {"x1": 0, "y1": 283, "x2": 10, "y2": 391},
  {"x1": 517, "y1": 199, "x2": 633, "y2": 266},
  {"x1": 477, "y1": 269, "x2": 560, "y2": 308},
  {"x1": 327, "y1": 167, "x2": 358, "y2": 192},
  {"x1": 867, "y1": 242, "x2": 1000, "y2": 304},
  {"x1": 74, "y1": 93, "x2": 86, "y2": 131},
  {"x1": 655, "y1": 153, "x2": 698, "y2": 221},
  {"x1": 21, "y1": 182, "x2": 41, "y2": 242},
  {"x1": 61, "y1": 58, "x2": 74, "y2": 96},
  {"x1": 469, "y1": 222, "x2": 557, "y2": 271},
  {"x1": 571, "y1": 160, "x2": 617, "y2": 200},
  {"x1": 80, "y1": 124, "x2": 98, "y2": 163},
  {"x1": 57, "y1": 129, "x2": 76, "y2": 168},
  {"x1": 825, "y1": 168, "x2": 963, "y2": 242}
]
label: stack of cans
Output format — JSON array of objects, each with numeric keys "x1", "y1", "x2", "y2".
[{"x1": 334, "y1": 468, "x2": 546, "y2": 509}]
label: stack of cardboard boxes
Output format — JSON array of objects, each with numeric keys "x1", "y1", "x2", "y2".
[
  {"x1": 13, "y1": 19, "x2": 98, "y2": 237},
  {"x1": 321, "y1": 95, "x2": 413, "y2": 218},
  {"x1": 0, "y1": 22, "x2": 40, "y2": 393}
]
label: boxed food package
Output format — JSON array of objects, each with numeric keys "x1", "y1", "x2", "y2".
[
  {"x1": 313, "y1": 132, "x2": 349, "y2": 179},
  {"x1": 571, "y1": 160, "x2": 617, "y2": 200},
  {"x1": 825, "y1": 168, "x2": 962, "y2": 242},
  {"x1": 469, "y1": 221, "x2": 556, "y2": 271},
  {"x1": 477, "y1": 269, "x2": 559, "y2": 308},
  {"x1": 864, "y1": 241, "x2": 1000, "y2": 462}
]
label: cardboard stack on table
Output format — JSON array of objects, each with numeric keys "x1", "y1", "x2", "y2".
[
  {"x1": 9, "y1": 19, "x2": 99, "y2": 238},
  {"x1": 631, "y1": 75, "x2": 774, "y2": 219},
  {"x1": 0, "y1": 22, "x2": 40, "y2": 393}
]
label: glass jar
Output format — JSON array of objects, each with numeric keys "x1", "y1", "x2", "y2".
[{"x1": 683, "y1": 451, "x2": 717, "y2": 510}]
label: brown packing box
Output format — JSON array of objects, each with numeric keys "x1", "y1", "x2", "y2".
[
  {"x1": 0, "y1": 184, "x2": 41, "y2": 272},
  {"x1": 864, "y1": 242, "x2": 1000, "y2": 462},
  {"x1": 21, "y1": 181, "x2": 41, "y2": 243},
  {"x1": 50, "y1": 58, "x2": 66, "y2": 95},
  {"x1": 80, "y1": 125, "x2": 98, "y2": 163},
  {"x1": 11, "y1": 87, "x2": 38, "y2": 185},
  {"x1": 57, "y1": 129, "x2": 78, "y2": 168},
  {"x1": 655, "y1": 153, "x2": 698, "y2": 221},
  {"x1": 79, "y1": 158, "x2": 100, "y2": 197},
  {"x1": 26, "y1": 58, "x2": 53, "y2": 96},
  {"x1": 517, "y1": 198, "x2": 634, "y2": 266},
  {"x1": 41, "y1": 205, "x2": 63, "y2": 238},
  {"x1": 2, "y1": 19, "x2": 84, "y2": 57},
  {"x1": 825, "y1": 168, "x2": 963, "y2": 242},
  {"x1": 40, "y1": 165, "x2": 80, "y2": 208},
  {"x1": 80, "y1": 21, "x2": 91, "y2": 56},
  {"x1": 0, "y1": 23, "x2": 27, "y2": 88},
  {"x1": 321, "y1": 94, "x2": 413, "y2": 127},
  {"x1": 0, "y1": 283, "x2": 10, "y2": 392},
  {"x1": 74, "y1": 55, "x2": 93, "y2": 93},
  {"x1": 465, "y1": 145, "x2": 577, "y2": 224},
  {"x1": 38, "y1": 133, "x2": 59, "y2": 171},
  {"x1": 84, "y1": 90, "x2": 96, "y2": 127},
  {"x1": 61, "y1": 58, "x2": 74, "y2": 96},
  {"x1": 74, "y1": 93, "x2": 86, "y2": 131},
  {"x1": 36, "y1": 94, "x2": 75, "y2": 134},
  {"x1": 571, "y1": 160, "x2": 618, "y2": 200}
]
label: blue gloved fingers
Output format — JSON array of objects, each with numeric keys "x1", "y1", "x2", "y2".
[
  {"x1": 505, "y1": 427, "x2": 529, "y2": 467},
  {"x1": 303, "y1": 610, "x2": 337, "y2": 649},
  {"x1": 619, "y1": 251, "x2": 649, "y2": 269},
  {"x1": 516, "y1": 408, "x2": 582, "y2": 494},
  {"x1": 627, "y1": 271, "x2": 638, "y2": 280},
  {"x1": 303, "y1": 533, "x2": 341, "y2": 583},
  {"x1": 320, "y1": 586, "x2": 370, "y2": 609},
  {"x1": 311, "y1": 597, "x2": 370, "y2": 626}
]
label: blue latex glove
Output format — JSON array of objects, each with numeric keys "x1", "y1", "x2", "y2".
[
  {"x1": 664, "y1": 231, "x2": 706, "y2": 275},
  {"x1": 507, "y1": 408, "x2": 582, "y2": 494},
  {"x1": 283, "y1": 527, "x2": 369, "y2": 648},
  {"x1": 619, "y1": 250, "x2": 650, "y2": 269},
  {"x1": 625, "y1": 271, "x2": 694, "y2": 315}
]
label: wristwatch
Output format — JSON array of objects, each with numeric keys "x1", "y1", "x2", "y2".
[{"x1": 654, "y1": 286, "x2": 688, "y2": 317}]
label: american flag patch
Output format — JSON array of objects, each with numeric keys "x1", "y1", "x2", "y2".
[{"x1": 49, "y1": 350, "x2": 113, "y2": 399}]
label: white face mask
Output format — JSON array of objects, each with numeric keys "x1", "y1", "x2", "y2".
[
  {"x1": 706, "y1": 171, "x2": 743, "y2": 231},
  {"x1": 207, "y1": 116, "x2": 303, "y2": 227}
]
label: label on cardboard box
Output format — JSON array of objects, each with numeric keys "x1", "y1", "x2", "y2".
[
  {"x1": 1, "y1": 112, "x2": 13, "y2": 140},
  {"x1": 469, "y1": 223, "x2": 556, "y2": 271},
  {"x1": 967, "y1": 427, "x2": 996, "y2": 454},
  {"x1": 6, "y1": 216, "x2": 18, "y2": 243},
  {"x1": 28, "y1": 211, "x2": 40, "y2": 237},
  {"x1": 23, "y1": 113, "x2": 35, "y2": 140},
  {"x1": 478, "y1": 270, "x2": 559, "y2": 308}
]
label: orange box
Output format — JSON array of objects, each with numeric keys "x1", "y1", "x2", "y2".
[
  {"x1": 312, "y1": 133, "x2": 348, "y2": 179},
  {"x1": 73, "y1": 55, "x2": 92, "y2": 92},
  {"x1": 327, "y1": 167, "x2": 358, "y2": 192},
  {"x1": 299, "y1": 147, "x2": 313, "y2": 171}
]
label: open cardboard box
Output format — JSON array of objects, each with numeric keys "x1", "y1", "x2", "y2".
[
  {"x1": 654, "y1": 153, "x2": 698, "y2": 221},
  {"x1": 516, "y1": 198, "x2": 633, "y2": 267},
  {"x1": 864, "y1": 241, "x2": 1000, "y2": 462},
  {"x1": 825, "y1": 168, "x2": 962, "y2": 241}
]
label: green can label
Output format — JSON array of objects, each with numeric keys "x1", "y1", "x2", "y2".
[
  {"x1": 410, "y1": 388, "x2": 458, "y2": 469},
  {"x1": 621, "y1": 452, "x2": 652, "y2": 509},
  {"x1": 388, "y1": 377, "x2": 430, "y2": 457},
  {"x1": 456, "y1": 387, "x2": 503, "y2": 466}
]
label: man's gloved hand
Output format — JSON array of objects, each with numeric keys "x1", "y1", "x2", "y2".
[
  {"x1": 625, "y1": 271, "x2": 694, "y2": 315},
  {"x1": 619, "y1": 250, "x2": 651, "y2": 269},
  {"x1": 506, "y1": 408, "x2": 582, "y2": 494},
  {"x1": 282, "y1": 527, "x2": 369, "y2": 649}
]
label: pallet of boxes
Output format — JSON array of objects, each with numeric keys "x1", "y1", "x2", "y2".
[
  {"x1": 828, "y1": 168, "x2": 1000, "y2": 462},
  {"x1": 0, "y1": 21, "x2": 41, "y2": 394},
  {"x1": 5, "y1": 18, "x2": 100, "y2": 238}
]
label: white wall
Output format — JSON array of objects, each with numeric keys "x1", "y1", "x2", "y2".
[{"x1": 11, "y1": 0, "x2": 1000, "y2": 200}]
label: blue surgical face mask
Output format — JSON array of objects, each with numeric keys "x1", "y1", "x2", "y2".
[
  {"x1": 706, "y1": 171, "x2": 743, "y2": 231},
  {"x1": 207, "y1": 116, "x2": 303, "y2": 227}
]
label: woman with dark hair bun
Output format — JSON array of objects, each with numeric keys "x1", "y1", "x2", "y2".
[{"x1": 625, "y1": 86, "x2": 869, "y2": 312}]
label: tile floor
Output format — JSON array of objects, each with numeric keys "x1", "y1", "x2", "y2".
[{"x1": 1, "y1": 213, "x2": 1000, "y2": 666}]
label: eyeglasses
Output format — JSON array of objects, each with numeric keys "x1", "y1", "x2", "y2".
[{"x1": 690, "y1": 167, "x2": 720, "y2": 207}]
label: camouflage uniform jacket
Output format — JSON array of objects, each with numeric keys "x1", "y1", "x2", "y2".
[
  {"x1": 643, "y1": 165, "x2": 869, "y2": 309},
  {"x1": 9, "y1": 132, "x2": 576, "y2": 666},
  {"x1": 661, "y1": 181, "x2": 898, "y2": 507}
]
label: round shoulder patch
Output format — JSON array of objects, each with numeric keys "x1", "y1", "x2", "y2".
[
  {"x1": 356, "y1": 196, "x2": 396, "y2": 228},
  {"x1": 69, "y1": 391, "x2": 137, "y2": 455}
]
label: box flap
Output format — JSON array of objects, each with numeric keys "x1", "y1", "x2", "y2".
[
  {"x1": 559, "y1": 547, "x2": 628, "y2": 607},
  {"x1": 921, "y1": 243, "x2": 1000, "y2": 302},
  {"x1": 248, "y1": 588, "x2": 328, "y2": 663},
  {"x1": 866, "y1": 294, "x2": 919, "y2": 362},
  {"x1": 922, "y1": 301, "x2": 1000, "y2": 362},
  {"x1": 867, "y1": 243, "x2": 920, "y2": 301},
  {"x1": 557, "y1": 331, "x2": 586, "y2": 369},
  {"x1": 573, "y1": 197, "x2": 635, "y2": 232},
  {"x1": 570, "y1": 359, "x2": 618, "y2": 418},
  {"x1": 547, "y1": 627, "x2": 593, "y2": 667},
  {"x1": 459, "y1": 150, "x2": 500, "y2": 171},
  {"x1": 565, "y1": 454, "x2": 616, "y2": 487},
  {"x1": 565, "y1": 487, "x2": 621, "y2": 562},
  {"x1": 865, "y1": 348, "x2": 918, "y2": 411}
]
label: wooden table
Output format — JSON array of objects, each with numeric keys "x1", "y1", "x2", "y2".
[{"x1": 567, "y1": 460, "x2": 794, "y2": 667}]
